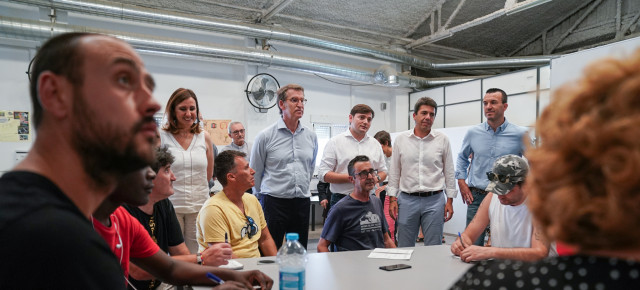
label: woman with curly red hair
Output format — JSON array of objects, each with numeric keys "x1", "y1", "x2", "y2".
[{"x1": 451, "y1": 51, "x2": 640, "y2": 289}]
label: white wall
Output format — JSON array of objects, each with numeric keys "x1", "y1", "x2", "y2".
[{"x1": 0, "y1": 1, "x2": 407, "y2": 173}]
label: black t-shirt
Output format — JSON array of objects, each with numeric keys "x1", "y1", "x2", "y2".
[
  {"x1": 450, "y1": 255, "x2": 640, "y2": 289},
  {"x1": 0, "y1": 171, "x2": 125, "y2": 289},
  {"x1": 124, "y1": 199, "x2": 184, "y2": 290}
]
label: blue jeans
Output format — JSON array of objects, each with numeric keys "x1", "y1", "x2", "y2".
[
  {"x1": 466, "y1": 188, "x2": 490, "y2": 246},
  {"x1": 396, "y1": 192, "x2": 445, "y2": 247}
]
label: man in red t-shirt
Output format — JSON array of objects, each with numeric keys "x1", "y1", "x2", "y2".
[{"x1": 93, "y1": 166, "x2": 273, "y2": 289}]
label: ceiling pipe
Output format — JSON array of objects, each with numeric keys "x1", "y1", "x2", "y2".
[
  {"x1": 0, "y1": 16, "x2": 479, "y2": 89},
  {"x1": 8, "y1": 0, "x2": 552, "y2": 71}
]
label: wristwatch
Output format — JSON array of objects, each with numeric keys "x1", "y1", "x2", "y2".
[{"x1": 197, "y1": 252, "x2": 203, "y2": 265}]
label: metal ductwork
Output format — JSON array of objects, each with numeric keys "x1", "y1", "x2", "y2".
[
  {"x1": 9, "y1": 0, "x2": 552, "y2": 71},
  {"x1": 0, "y1": 17, "x2": 479, "y2": 89}
]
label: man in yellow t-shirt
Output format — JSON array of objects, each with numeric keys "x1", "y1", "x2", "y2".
[{"x1": 196, "y1": 150, "x2": 278, "y2": 258}]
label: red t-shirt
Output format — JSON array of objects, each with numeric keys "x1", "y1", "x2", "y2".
[{"x1": 93, "y1": 206, "x2": 160, "y2": 279}]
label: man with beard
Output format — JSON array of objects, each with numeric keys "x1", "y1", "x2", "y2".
[
  {"x1": 93, "y1": 166, "x2": 272, "y2": 289},
  {"x1": 124, "y1": 146, "x2": 234, "y2": 289},
  {"x1": 197, "y1": 150, "x2": 277, "y2": 258},
  {"x1": 455, "y1": 88, "x2": 530, "y2": 246},
  {"x1": 451, "y1": 155, "x2": 551, "y2": 262},
  {"x1": 0, "y1": 33, "x2": 161, "y2": 288},
  {"x1": 317, "y1": 155, "x2": 395, "y2": 252}
]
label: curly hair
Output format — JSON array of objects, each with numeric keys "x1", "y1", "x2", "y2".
[
  {"x1": 152, "y1": 146, "x2": 175, "y2": 173},
  {"x1": 526, "y1": 51, "x2": 640, "y2": 251}
]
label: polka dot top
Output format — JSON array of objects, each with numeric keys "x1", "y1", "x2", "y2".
[{"x1": 450, "y1": 255, "x2": 640, "y2": 290}]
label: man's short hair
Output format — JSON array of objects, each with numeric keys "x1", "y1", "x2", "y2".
[
  {"x1": 350, "y1": 104, "x2": 375, "y2": 119},
  {"x1": 162, "y1": 88, "x2": 203, "y2": 134},
  {"x1": 228, "y1": 121, "x2": 243, "y2": 134},
  {"x1": 347, "y1": 155, "x2": 370, "y2": 177},
  {"x1": 29, "y1": 32, "x2": 98, "y2": 129},
  {"x1": 486, "y1": 88, "x2": 508, "y2": 103},
  {"x1": 373, "y1": 130, "x2": 391, "y2": 146},
  {"x1": 152, "y1": 146, "x2": 175, "y2": 173},
  {"x1": 214, "y1": 150, "x2": 247, "y2": 186},
  {"x1": 276, "y1": 84, "x2": 304, "y2": 115},
  {"x1": 413, "y1": 97, "x2": 438, "y2": 115}
]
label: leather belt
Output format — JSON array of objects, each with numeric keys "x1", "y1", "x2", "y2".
[
  {"x1": 470, "y1": 187, "x2": 488, "y2": 194},
  {"x1": 403, "y1": 190, "x2": 443, "y2": 197}
]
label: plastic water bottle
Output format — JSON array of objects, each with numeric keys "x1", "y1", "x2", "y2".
[{"x1": 276, "y1": 233, "x2": 307, "y2": 290}]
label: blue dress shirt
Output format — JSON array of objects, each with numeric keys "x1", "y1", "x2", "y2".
[
  {"x1": 455, "y1": 119, "x2": 530, "y2": 190},
  {"x1": 250, "y1": 118, "x2": 318, "y2": 198}
]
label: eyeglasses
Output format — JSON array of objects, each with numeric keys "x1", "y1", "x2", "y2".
[
  {"x1": 231, "y1": 129, "x2": 245, "y2": 135},
  {"x1": 486, "y1": 172, "x2": 523, "y2": 184},
  {"x1": 241, "y1": 215, "x2": 258, "y2": 239},
  {"x1": 354, "y1": 169, "x2": 378, "y2": 179},
  {"x1": 287, "y1": 97, "x2": 308, "y2": 104}
]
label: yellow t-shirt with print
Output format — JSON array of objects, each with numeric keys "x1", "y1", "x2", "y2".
[{"x1": 196, "y1": 191, "x2": 267, "y2": 258}]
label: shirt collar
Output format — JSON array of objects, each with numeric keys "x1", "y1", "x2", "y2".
[
  {"x1": 345, "y1": 129, "x2": 370, "y2": 142},
  {"x1": 408, "y1": 128, "x2": 433, "y2": 139},
  {"x1": 484, "y1": 118, "x2": 510, "y2": 132},
  {"x1": 277, "y1": 117, "x2": 303, "y2": 133}
]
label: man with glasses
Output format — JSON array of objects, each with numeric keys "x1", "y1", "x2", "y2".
[
  {"x1": 318, "y1": 104, "x2": 388, "y2": 208},
  {"x1": 250, "y1": 84, "x2": 318, "y2": 250},
  {"x1": 222, "y1": 121, "x2": 252, "y2": 162},
  {"x1": 387, "y1": 97, "x2": 457, "y2": 247},
  {"x1": 317, "y1": 155, "x2": 395, "y2": 252},
  {"x1": 451, "y1": 155, "x2": 551, "y2": 262},
  {"x1": 456, "y1": 88, "x2": 530, "y2": 246},
  {"x1": 197, "y1": 150, "x2": 277, "y2": 258}
]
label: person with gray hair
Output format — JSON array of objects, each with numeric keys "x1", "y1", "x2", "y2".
[
  {"x1": 222, "y1": 121, "x2": 252, "y2": 162},
  {"x1": 451, "y1": 155, "x2": 551, "y2": 262}
]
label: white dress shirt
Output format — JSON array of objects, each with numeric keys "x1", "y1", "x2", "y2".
[
  {"x1": 317, "y1": 130, "x2": 388, "y2": 194},
  {"x1": 386, "y1": 129, "x2": 457, "y2": 199}
]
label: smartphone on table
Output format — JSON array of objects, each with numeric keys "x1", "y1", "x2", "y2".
[{"x1": 379, "y1": 264, "x2": 412, "y2": 271}]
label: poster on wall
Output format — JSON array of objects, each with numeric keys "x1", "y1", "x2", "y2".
[
  {"x1": 0, "y1": 111, "x2": 30, "y2": 142},
  {"x1": 202, "y1": 119, "x2": 232, "y2": 146}
]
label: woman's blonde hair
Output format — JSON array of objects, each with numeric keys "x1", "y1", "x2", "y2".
[{"x1": 527, "y1": 50, "x2": 640, "y2": 251}]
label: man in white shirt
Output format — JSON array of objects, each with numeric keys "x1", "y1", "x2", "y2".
[
  {"x1": 387, "y1": 97, "x2": 457, "y2": 247},
  {"x1": 318, "y1": 104, "x2": 388, "y2": 208},
  {"x1": 221, "y1": 121, "x2": 251, "y2": 162},
  {"x1": 451, "y1": 155, "x2": 551, "y2": 262}
]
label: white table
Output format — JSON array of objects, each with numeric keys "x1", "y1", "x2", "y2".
[{"x1": 196, "y1": 245, "x2": 472, "y2": 290}]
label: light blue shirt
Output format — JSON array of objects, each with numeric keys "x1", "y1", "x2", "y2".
[
  {"x1": 250, "y1": 118, "x2": 318, "y2": 198},
  {"x1": 455, "y1": 119, "x2": 530, "y2": 190}
]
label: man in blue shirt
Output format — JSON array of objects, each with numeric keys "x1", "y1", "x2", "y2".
[
  {"x1": 455, "y1": 88, "x2": 530, "y2": 246},
  {"x1": 250, "y1": 84, "x2": 318, "y2": 249}
]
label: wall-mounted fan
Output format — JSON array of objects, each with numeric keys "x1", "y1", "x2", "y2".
[{"x1": 245, "y1": 73, "x2": 280, "y2": 113}]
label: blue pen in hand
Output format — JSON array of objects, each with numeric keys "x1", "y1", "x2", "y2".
[
  {"x1": 207, "y1": 272, "x2": 225, "y2": 285},
  {"x1": 458, "y1": 232, "x2": 466, "y2": 248}
]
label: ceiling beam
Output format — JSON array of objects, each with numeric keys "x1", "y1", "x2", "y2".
[
  {"x1": 617, "y1": 10, "x2": 640, "y2": 40},
  {"x1": 442, "y1": 0, "x2": 466, "y2": 30},
  {"x1": 507, "y1": 0, "x2": 596, "y2": 56},
  {"x1": 403, "y1": 0, "x2": 446, "y2": 38},
  {"x1": 548, "y1": 0, "x2": 603, "y2": 53},
  {"x1": 258, "y1": 0, "x2": 295, "y2": 23}
]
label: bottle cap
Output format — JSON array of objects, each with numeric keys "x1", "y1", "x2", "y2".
[{"x1": 286, "y1": 233, "x2": 299, "y2": 241}]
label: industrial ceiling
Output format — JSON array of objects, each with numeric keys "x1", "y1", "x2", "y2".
[{"x1": 2, "y1": 0, "x2": 640, "y2": 86}]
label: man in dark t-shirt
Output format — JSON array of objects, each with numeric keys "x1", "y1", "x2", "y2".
[
  {"x1": 317, "y1": 155, "x2": 395, "y2": 252},
  {"x1": 124, "y1": 146, "x2": 233, "y2": 289},
  {"x1": 0, "y1": 32, "x2": 162, "y2": 288}
]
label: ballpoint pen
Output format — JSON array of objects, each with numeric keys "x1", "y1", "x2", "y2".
[
  {"x1": 207, "y1": 272, "x2": 225, "y2": 285},
  {"x1": 458, "y1": 232, "x2": 466, "y2": 248}
]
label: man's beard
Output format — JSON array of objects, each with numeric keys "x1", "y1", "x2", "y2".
[{"x1": 71, "y1": 90, "x2": 155, "y2": 188}]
